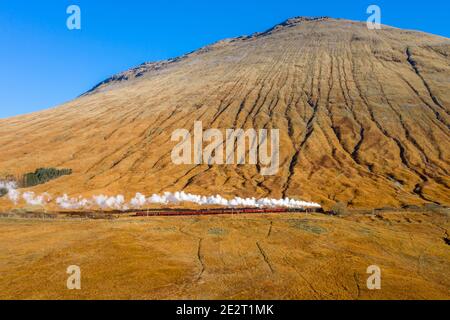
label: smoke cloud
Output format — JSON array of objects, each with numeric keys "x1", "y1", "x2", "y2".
[
  {"x1": 56, "y1": 194, "x2": 92, "y2": 210},
  {"x1": 0, "y1": 181, "x2": 21, "y2": 204},
  {"x1": 146, "y1": 191, "x2": 320, "y2": 209},
  {"x1": 22, "y1": 192, "x2": 52, "y2": 207},
  {"x1": 1, "y1": 181, "x2": 321, "y2": 210}
]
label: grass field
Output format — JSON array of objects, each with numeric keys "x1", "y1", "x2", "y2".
[{"x1": 0, "y1": 211, "x2": 449, "y2": 300}]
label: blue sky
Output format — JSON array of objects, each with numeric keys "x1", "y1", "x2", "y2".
[{"x1": 0, "y1": 0, "x2": 449, "y2": 119}]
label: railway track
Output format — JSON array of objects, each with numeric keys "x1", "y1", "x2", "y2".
[{"x1": 1, "y1": 207, "x2": 324, "y2": 219}]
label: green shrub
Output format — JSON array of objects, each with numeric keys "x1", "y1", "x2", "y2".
[{"x1": 22, "y1": 168, "x2": 72, "y2": 188}]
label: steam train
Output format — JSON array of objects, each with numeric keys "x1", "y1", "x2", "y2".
[{"x1": 134, "y1": 207, "x2": 323, "y2": 217}]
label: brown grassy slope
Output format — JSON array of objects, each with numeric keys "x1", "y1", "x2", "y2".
[
  {"x1": 0, "y1": 212, "x2": 448, "y2": 299},
  {"x1": 0, "y1": 17, "x2": 449, "y2": 209}
]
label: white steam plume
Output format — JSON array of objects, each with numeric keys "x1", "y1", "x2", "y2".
[
  {"x1": 1, "y1": 180, "x2": 321, "y2": 210},
  {"x1": 22, "y1": 192, "x2": 52, "y2": 207},
  {"x1": 56, "y1": 194, "x2": 92, "y2": 210},
  {"x1": 145, "y1": 191, "x2": 321, "y2": 209},
  {"x1": 130, "y1": 193, "x2": 147, "y2": 208},
  {"x1": 0, "y1": 181, "x2": 21, "y2": 204}
]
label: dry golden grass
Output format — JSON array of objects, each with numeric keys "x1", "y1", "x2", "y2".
[{"x1": 0, "y1": 211, "x2": 448, "y2": 300}]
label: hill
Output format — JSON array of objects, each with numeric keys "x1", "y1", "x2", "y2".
[{"x1": 0, "y1": 17, "x2": 449, "y2": 209}]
